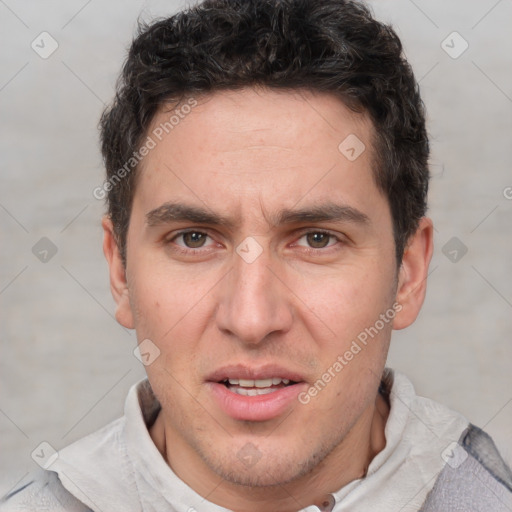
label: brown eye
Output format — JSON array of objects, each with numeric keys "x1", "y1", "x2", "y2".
[
  {"x1": 305, "y1": 232, "x2": 332, "y2": 249},
  {"x1": 181, "y1": 231, "x2": 208, "y2": 248}
]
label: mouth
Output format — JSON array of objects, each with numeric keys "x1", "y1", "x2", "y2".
[{"x1": 206, "y1": 365, "x2": 307, "y2": 421}]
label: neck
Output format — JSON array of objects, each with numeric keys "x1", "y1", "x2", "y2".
[{"x1": 150, "y1": 392, "x2": 389, "y2": 512}]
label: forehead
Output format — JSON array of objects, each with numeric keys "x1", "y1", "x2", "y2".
[
  {"x1": 133, "y1": 87, "x2": 385, "y2": 227},
  {"x1": 148, "y1": 87, "x2": 372, "y2": 154}
]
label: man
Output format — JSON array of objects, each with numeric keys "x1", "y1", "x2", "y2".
[{"x1": 2, "y1": 0, "x2": 511, "y2": 510}]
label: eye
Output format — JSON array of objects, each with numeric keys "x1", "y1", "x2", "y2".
[
  {"x1": 166, "y1": 229, "x2": 343, "y2": 255},
  {"x1": 171, "y1": 230, "x2": 213, "y2": 249},
  {"x1": 295, "y1": 231, "x2": 340, "y2": 250}
]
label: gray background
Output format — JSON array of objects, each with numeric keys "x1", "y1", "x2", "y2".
[{"x1": 1, "y1": 0, "x2": 511, "y2": 493}]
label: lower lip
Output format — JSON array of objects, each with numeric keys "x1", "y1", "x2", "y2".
[{"x1": 207, "y1": 382, "x2": 307, "y2": 421}]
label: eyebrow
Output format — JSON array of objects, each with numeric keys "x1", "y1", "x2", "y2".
[{"x1": 145, "y1": 201, "x2": 370, "y2": 229}]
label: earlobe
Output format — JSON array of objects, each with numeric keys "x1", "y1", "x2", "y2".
[
  {"x1": 102, "y1": 216, "x2": 135, "y2": 329},
  {"x1": 393, "y1": 217, "x2": 434, "y2": 330}
]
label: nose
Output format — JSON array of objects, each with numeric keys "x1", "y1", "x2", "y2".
[{"x1": 215, "y1": 243, "x2": 293, "y2": 346}]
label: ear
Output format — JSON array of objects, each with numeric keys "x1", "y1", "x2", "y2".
[
  {"x1": 393, "y1": 216, "x2": 434, "y2": 330},
  {"x1": 102, "y1": 215, "x2": 135, "y2": 329}
]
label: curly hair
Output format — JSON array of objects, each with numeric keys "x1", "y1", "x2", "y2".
[{"x1": 99, "y1": 0, "x2": 429, "y2": 268}]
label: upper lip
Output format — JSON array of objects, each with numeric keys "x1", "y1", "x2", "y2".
[{"x1": 206, "y1": 364, "x2": 306, "y2": 383}]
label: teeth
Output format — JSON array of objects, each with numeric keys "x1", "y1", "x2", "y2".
[
  {"x1": 230, "y1": 387, "x2": 278, "y2": 396},
  {"x1": 254, "y1": 378, "x2": 273, "y2": 388},
  {"x1": 226, "y1": 378, "x2": 291, "y2": 387}
]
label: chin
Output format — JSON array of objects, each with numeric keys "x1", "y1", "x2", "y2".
[
  {"x1": 198, "y1": 440, "x2": 328, "y2": 488},
  {"x1": 211, "y1": 460, "x2": 303, "y2": 488}
]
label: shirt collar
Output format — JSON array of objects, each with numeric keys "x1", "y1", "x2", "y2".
[
  {"x1": 54, "y1": 368, "x2": 468, "y2": 512},
  {"x1": 123, "y1": 368, "x2": 408, "y2": 511}
]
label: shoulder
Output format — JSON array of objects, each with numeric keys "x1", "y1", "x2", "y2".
[
  {"x1": 421, "y1": 424, "x2": 512, "y2": 511},
  {"x1": 0, "y1": 469, "x2": 92, "y2": 512},
  {"x1": 462, "y1": 424, "x2": 512, "y2": 491}
]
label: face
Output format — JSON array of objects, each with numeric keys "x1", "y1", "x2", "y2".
[{"x1": 104, "y1": 88, "x2": 432, "y2": 494}]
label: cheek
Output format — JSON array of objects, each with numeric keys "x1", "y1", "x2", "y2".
[
  {"x1": 128, "y1": 266, "x2": 179, "y2": 339},
  {"x1": 292, "y1": 263, "x2": 394, "y2": 405},
  {"x1": 130, "y1": 257, "x2": 183, "y2": 312},
  {"x1": 295, "y1": 264, "x2": 392, "y2": 341},
  {"x1": 129, "y1": 264, "x2": 216, "y2": 365}
]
